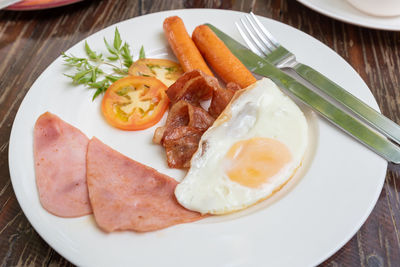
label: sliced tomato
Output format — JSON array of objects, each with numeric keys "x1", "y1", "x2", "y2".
[
  {"x1": 128, "y1": 58, "x2": 184, "y2": 87},
  {"x1": 101, "y1": 76, "x2": 169, "y2": 130}
]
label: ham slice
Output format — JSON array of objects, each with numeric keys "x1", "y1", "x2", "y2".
[
  {"x1": 86, "y1": 137, "x2": 203, "y2": 232},
  {"x1": 33, "y1": 112, "x2": 92, "y2": 217}
]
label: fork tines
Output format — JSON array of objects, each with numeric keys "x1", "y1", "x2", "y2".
[{"x1": 236, "y1": 12, "x2": 280, "y2": 57}]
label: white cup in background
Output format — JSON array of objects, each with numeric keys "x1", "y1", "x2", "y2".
[{"x1": 346, "y1": 0, "x2": 400, "y2": 17}]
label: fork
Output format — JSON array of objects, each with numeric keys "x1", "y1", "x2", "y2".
[{"x1": 236, "y1": 12, "x2": 400, "y2": 145}]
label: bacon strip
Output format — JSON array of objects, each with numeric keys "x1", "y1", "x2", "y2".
[
  {"x1": 166, "y1": 69, "x2": 219, "y2": 105},
  {"x1": 157, "y1": 71, "x2": 242, "y2": 169},
  {"x1": 86, "y1": 137, "x2": 203, "y2": 232},
  {"x1": 163, "y1": 127, "x2": 204, "y2": 168},
  {"x1": 154, "y1": 100, "x2": 214, "y2": 168},
  {"x1": 33, "y1": 112, "x2": 92, "y2": 217},
  {"x1": 154, "y1": 100, "x2": 215, "y2": 144},
  {"x1": 208, "y1": 82, "x2": 240, "y2": 118}
]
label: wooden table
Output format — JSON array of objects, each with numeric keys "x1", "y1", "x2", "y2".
[{"x1": 0, "y1": 0, "x2": 399, "y2": 265}]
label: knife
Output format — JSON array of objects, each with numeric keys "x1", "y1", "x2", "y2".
[
  {"x1": 0, "y1": 0, "x2": 20, "y2": 9},
  {"x1": 206, "y1": 23, "x2": 400, "y2": 163}
]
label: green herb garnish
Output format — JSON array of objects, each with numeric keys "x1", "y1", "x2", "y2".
[
  {"x1": 139, "y1": 45, "x2": 146, "y2": 59},
  {"x1": 62, "y1": 28, "x2": 145, "y2": 100}
]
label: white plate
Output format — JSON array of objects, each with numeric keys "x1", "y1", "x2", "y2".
[
  {"x1": 297, "y1": 0, "x2": 400, "y2": 31},
  {"x1": 9, "y1": 9, "x2": 387, "y2": 267}
]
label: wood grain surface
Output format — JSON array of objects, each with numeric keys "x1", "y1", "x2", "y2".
[{"x1": 0, "y1": 0, "x2": 399, "y2": 266}]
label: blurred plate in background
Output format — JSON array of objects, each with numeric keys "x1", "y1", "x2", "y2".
[
  {"x1": 297, "y1": 0, "x2": 400, "y2": 31},
  {"x1": 6, "y1": 0, "x2": 83, "y2": 11}
]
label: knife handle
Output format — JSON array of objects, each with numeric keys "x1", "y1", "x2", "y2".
[
  {"x1": 285, "y1": 79, "x2": 400, "y2": 164},
  {"x1": 293, "y1": 63, "x2": 400, "y2": 145}
]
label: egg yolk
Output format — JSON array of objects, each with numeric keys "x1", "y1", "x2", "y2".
[{"x1": 224, "y1": 138, "x2": 292, "y2": 188}]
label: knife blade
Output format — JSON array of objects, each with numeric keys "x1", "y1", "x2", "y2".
[{"x1": 206, "y1": 23, "x2": 400, "y2": 163}]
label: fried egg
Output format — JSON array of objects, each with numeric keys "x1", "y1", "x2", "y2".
[{"x1": 174, "y1": 78, "x2": 308, "y2": 215}]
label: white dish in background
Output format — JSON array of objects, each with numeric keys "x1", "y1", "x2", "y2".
[
  {"x1": 9, "y1": 9, "x2": 387, "y2": 267},
  {"x1": 297, "y1": 0, "x2": 400, "y2": 31},
  {"x1": 346, "y1": 0, "x2": 400, "y2": 17}
]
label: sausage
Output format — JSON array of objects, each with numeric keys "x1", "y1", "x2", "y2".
[
  {"x1": 163, "y1": 16, "x2": 214, "y2": 76},
  {"x1": 192, "y1": 25, "x2": 256, "y2": 88}
]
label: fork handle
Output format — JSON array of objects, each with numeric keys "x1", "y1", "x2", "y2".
[{"x1": 293, "y1": 63, "x2": 400, "y2": 145}]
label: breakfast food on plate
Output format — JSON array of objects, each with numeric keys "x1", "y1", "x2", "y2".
[
  {"x1": 192, "y1": 25, "x2": 257, "y2": 88},
  {"x1": 86, "y1": 137, "x2": 204, "y2": 232},
  {"x1": 154, "y1": 100, "x2": 215, "y2": 168},
  {"x1": 128, "y1": 58, "x2": 184, "y2": 87},
  {"x1": 36, "y1": 17, "x2": 309, "y2": 233},
  {"x1": 154, "y1": 69, "x2": 241, "y2": 169},
  {"x1": 166, "y1": 69, "x2": 216, "y2": 103},
  {"x1": 101, "y1": 76, "x2": 169, "y2": 130},
  {"x1": 163, "y1": 16, "x2": 214, "y2": 76},
  {"x1": 208, "y1": 82, "x2": 241, "y2": 118},
  {"x1": 33, "y1": 112, "x2": 92, "y2": 217},
  {"x1": 33, "y1": 112, "x2": 204, "y2": 231},
  {"x1": 175, "y1": 78, "x2": 308, "y2": 215}
]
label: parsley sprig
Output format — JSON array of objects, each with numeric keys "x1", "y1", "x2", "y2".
[{"x1": 62, "y1": 28, "x2": 146, "y2": 100}]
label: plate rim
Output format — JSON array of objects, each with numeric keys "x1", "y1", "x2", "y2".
[
  {"x1": 5, "y1": 0, "x2": 83, "y2": 11},
  {"x1": 297, "y1": 0, "x2": 400, "y2": 31}
]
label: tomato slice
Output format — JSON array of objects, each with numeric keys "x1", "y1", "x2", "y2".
[
  {"x1": 128, "y1": 58, "x2": 184, "y2": 87},
  {"x1": 101, "y1": 76, "x2": 169, "y2": 130}
]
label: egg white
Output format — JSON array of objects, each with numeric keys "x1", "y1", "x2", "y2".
[{"x1": 175, "y1": 78, "x2": 309, "y2": 215}]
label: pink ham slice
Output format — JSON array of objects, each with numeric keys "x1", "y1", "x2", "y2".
[
  {"x1": 33, "y1": 112, "x2": 92, "y2": 217},
  {"x1": 86, "y1": 137, "x2": 203, "y2": 232}
]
